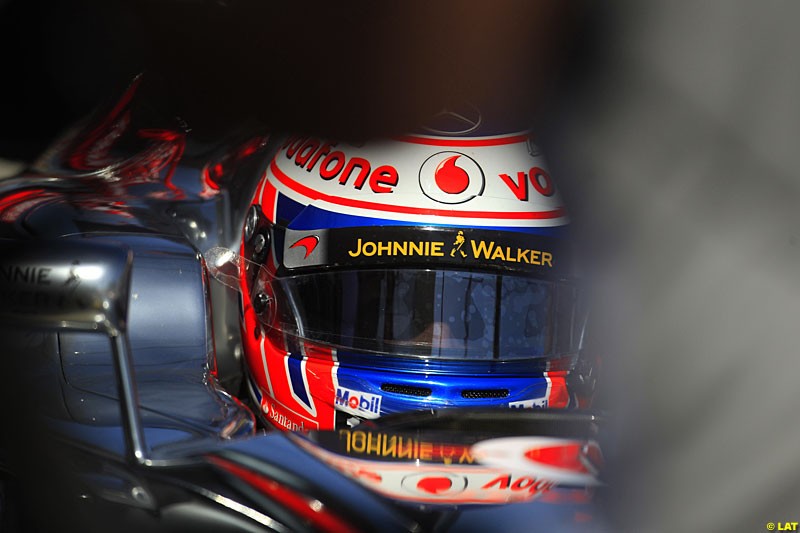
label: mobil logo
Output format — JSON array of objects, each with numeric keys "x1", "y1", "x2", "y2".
[
  {"x1": 418, "y1": 151, "x2": 485, "y2": 204},
  {"x1": 335, "y1": 387, "x2": 382, "y2": 418},
  {"x1": 508, "y1": 397, "x2": 548, "y2": 409}
]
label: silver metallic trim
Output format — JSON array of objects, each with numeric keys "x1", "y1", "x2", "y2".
[{"x1": 196, "y1": 487, "x2": 290, "y2": 533}]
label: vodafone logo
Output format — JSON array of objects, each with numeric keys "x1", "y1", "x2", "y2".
[
  {"x1": 419, "y1": 152, "x2": 484, "y2": 204},
  {"x1": 401, "y1": 472, "x2": 467, "y2": 497}
]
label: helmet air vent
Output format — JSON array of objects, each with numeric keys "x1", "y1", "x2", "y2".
[
  {"x1": 461, "y1": 389, "x2": 509, "y2": 399},
  {"x1": 381, "y1": 384, "x2": 432, "y2": 397}
]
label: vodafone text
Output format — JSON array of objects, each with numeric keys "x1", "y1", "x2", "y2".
[
  {"x1": 482, "y1": 474, "x2": 555, "y2": 495},
  {"x1": 282, "y1": 136, "x2": 399, "y2": 194},
  {"x1": 498, "y1": 167, "x2": 555, "y2": 200}
]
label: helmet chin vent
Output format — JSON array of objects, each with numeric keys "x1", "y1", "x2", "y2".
[
  {"x1": 461, "y1": 389, "x2": 509, "y2": 399},
  {"x1": 381, "y1": 384, "x2": 432, "y2": 397}
]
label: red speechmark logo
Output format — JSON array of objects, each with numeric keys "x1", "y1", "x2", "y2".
[
  {"x1": 417, "y1": 476, "x2": 453, "y2": 495},
  {"x1": 401, "y1": 472, "x2": 468, "y2": 497},
  {"x1": 434, "y1": 156, "x2": 470, "y2": 194},
  {"x1": 419, "y1": 151, "x2": 484, "y2": 204},
  {"x1": 289, "y1": 235, "x2": 319, "y2": 259}
]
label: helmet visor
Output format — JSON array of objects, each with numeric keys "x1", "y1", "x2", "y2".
[{"x1": 267, "y1": 269, "x2": 583, "y2": 360}]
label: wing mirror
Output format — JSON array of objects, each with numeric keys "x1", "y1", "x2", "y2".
[{"x1": 0, "y1": 239, "x2": 149, "y2": 465}]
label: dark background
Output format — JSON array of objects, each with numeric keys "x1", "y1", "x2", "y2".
[
  {"x1": 0, "y1": 0, "x2": 597, "y2": 156},
  {"x1": 2, "y1": 1, "x2": 799, "y2": 531}
]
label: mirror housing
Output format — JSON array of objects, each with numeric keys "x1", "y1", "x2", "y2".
[{"x1": 0, "y1": 239, "x2": 149, "y2": 465}]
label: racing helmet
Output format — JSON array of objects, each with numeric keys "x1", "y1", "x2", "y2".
[{"x1": 236, "y1": 124, "x2": 592, "y2": 431}]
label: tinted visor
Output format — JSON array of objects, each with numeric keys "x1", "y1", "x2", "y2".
[{"x1": 268, "y1": 269, "x2": 583, "y2": 360}]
